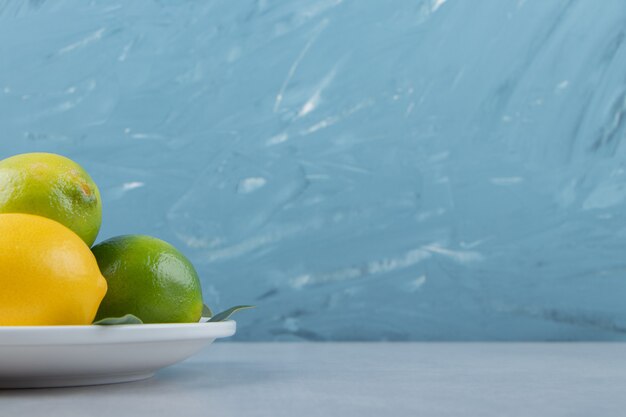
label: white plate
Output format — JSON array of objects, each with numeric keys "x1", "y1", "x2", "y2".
[{"x1": 0, "y1": 319, "x2": 236, "y2": 388}]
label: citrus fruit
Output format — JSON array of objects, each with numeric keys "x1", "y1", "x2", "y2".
[
  {"x1": 92, "y1": 235, "x2": 204, "y2": 323},
  {"x1": 0, "y1": 213, "x2": 107, "y2": 325},
  {"x1": 0, "y1": 152, "x2": 102, "y2": 246}
]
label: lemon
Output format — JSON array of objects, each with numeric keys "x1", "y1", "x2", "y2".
[
  {"x1": 0, "y1": 152, "x2": 102, "y2": 246},
  {"x1": 93, "y1": 235, "x2": 204, "y2": 323},
  {"x1": 0, "y1": 213, "x2": 107, "y2": 325}
]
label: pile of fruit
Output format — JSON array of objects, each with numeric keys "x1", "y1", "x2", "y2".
[{"x1": 0, "y1": 152, "x2": 250, "y2": 326}]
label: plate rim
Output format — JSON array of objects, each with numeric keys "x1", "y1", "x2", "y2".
[{"x1": 0, "y1": 319, "x2": 236, "y2": 345}]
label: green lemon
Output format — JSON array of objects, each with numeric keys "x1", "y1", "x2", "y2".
[
  {"x1": 92, "y1": 235, "x2": 204, "y2": 323},
  {"x1": 0, "y1": 152, "x2": 102, "y2": 246}
]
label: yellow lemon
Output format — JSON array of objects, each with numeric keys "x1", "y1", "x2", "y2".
[
  {"x1": 0, "y1": 213, "x2": 107, "y2": 325},
  {"x1": 0, "y1": 152, "x2": 102, "y2": 246}
]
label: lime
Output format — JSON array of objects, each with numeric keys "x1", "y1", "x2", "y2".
[
  {"x1": 0, "y1": 213, "x2": 107, "y2": 325},
  {"x1": 92, "y1": 235, "x2": 204, "y2": 323},
  {"x1": 0, "y1": 152, "x2": 102, "y2": 246}
]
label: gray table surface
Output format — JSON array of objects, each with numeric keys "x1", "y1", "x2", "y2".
[{"x1": 0, "y1": 342, "x2": 624, "y2": 416}]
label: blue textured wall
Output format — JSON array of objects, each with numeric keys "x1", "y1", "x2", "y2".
[{"x1": 2, "y1": 0, "x2": 626, "y2": 340}]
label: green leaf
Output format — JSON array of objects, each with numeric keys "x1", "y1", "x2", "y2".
[
  {"x1": 202, "y1": 303, "x2": 213, "y2": 317},
  {"x1": 208, "y1": 305, "x2": 255, "y2": 322},
  {"x1": 93, "y1": 314, "x2": 144, "y2": 325}
]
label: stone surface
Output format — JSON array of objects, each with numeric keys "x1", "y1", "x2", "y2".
[
  {"x1": 1, "y1": 343, "x2": 625, "y2": 417},
  {"x1": 1, "y1": 1, "x2": 626, "y2": 340}
]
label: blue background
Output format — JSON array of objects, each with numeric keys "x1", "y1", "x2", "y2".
[{"x1": 1, "y1": 0, "x2": 626, "y2": 341}]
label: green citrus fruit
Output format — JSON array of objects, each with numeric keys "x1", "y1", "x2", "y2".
[
  {"x1": 0, "y1": 152, "x2": 102, "y2": 246},
  {"x1": 92, "y1": 235, "x2": 204, "y2": 323}
]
